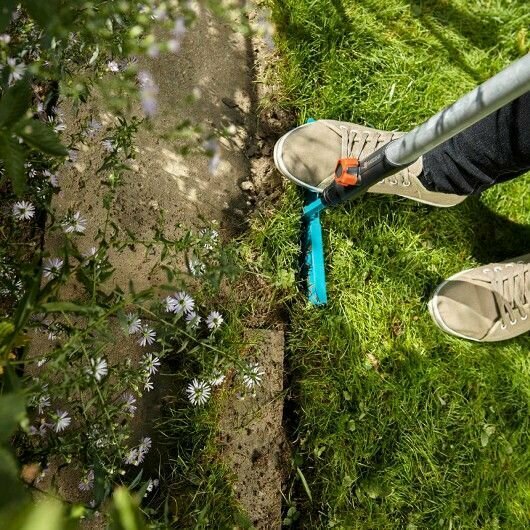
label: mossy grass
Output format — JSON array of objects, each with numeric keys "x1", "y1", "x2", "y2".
[{"x1": 255, "y1": 0, "x2": 530, "y2": 526}]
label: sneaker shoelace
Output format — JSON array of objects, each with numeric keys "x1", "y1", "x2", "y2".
[
  {"x1": 326, "y1": 123, "x2": 411, "y2": 186},
  {"x1": 483, "y1": 262, "x2": 530, "y2": 329}
]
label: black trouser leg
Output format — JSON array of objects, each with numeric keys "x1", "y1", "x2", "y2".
[{"x1": 420, "y1": 91, "x2": 530, "y2": 195}]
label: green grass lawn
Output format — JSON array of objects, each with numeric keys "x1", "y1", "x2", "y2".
[{"x1": 257, "y1": 0, "x2": 530, "y2": 527}]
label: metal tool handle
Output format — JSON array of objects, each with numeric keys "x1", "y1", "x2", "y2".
[{"x1": 323, "y1": 53, "x2": 530, "y2": 206}]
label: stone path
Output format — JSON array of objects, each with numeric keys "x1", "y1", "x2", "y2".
[{"x1": 33, "y1": 3, "x2": 287, "y2": 527}]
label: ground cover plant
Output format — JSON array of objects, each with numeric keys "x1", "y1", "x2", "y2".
[
  {"x1": 255, "y1": 0, "x2": 530, "y2": 527},
  {"x1": 0, "y1": 1, "x2": 264, "y2": 528}
]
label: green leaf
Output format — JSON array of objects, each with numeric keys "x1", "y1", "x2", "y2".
[
  {"x1": 0, "y1": 133, "x2": 26, "y2": 195},
  {"x1": 0, "y1": 79, "x2": 31, "y2": 128},
  {"x1": 109, "y1": 487, "x2": 146, "y2": 530},
  {"x1": 296, "y1": 467, "x2": 313, "y2": 502},
  {"x1": 0, "y1": 0, "x2": 17, "y2": 33},
  {"x1": 14, "y1": 119, "x2": 68, "y2": 157},
  {"x1": 0, "y1": 393, "x2": 26, "y2": 441},
  {"x1": 19, "y1": 498, "x2": 65, "y2": 530},
  {"x1": 40, "y1": 302, "x2": 103, "y2": 315},
  {"x1": 0, "y1": 446, "x2": 27, "y2": 514},
  {"x1": 21, "y1": 0, "x2": 60, "y2": 30}
]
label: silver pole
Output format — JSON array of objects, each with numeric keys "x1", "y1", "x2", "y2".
[{"x1": 385, "y1": 53, "x2": 530, "y2": 166}]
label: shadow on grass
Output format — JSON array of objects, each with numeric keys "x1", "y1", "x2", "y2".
[{"x1": 460, "y1": 197, "x2": 530, "y2": 263}]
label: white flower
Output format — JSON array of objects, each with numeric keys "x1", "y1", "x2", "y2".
[
  {"x1": 185, "y1": 311, "x2": 201, "y2": 328},
  {"x1": 170, "y1": 291, "x2": 194, "y2": 314},
  {"x1": 122, "y1": 392, "x2": 137, "y2": 415},
  {"x1": 165, "y1": 295, "x2": 177, "y2": 312},
  {"x1": 188, "y1": 255, "x2": 205, "y2": 276},
  {"x1": 142, "y1": 353, "x2": 160, "y2": 375},
  {"x1": 29, "y1": 420, "x2": 49, "y2": 437},
  {"x1": 125, "y1": 313, "x2": 142, "y2": 334},
  {"x1": 6, "y1": 57, "x2": 26, "y2": 85},
  {"x1": 78, "y1": 469, "x2": 94, "y2": 491},
  {"x1": 138, "y1": 436, "x2": 151, "y2": 454},
  {"x1": 186, "y1": 379, "x2": 211, "y2": 406},
  {"x1": 54, "y1": 410, "x2": 71, "y2": 432},
  {"x1": 209, "y1": 369, "x2": 226, "y2": 387},
  {"x1": 144, "y1": 377, "x2": 154, "y2": 392},
  {"x1": 124, "y1": 448, "x2": 138, "y2": 465},
  {"x1": 86, "y1": 118, "x2": 102, "y2": 137},
  {"x1": 43, "y1": 257, "x2": 64, "y2": 278},
  {"x1": 88, "y1": 357, "x2": 108, "y2": 382},
  {"x1": 199, "y1": 228, "x2": 219, "y2": 250},
  {"x1": 144, "y1": 478, "x2": 159, "y2": 496},
  {"x1": 0, "y1": 34, "x2": 11, "y2": 44},
  {"x1": 37, "y1": 357, "x2": 48, "y2": 367},
  {"x1": 13, "y1": 201, "x2": 35, "y2": 220},
  {"x1": 83, "y1": 247, "x2": 98, "y2": 260},
  {"x1": 206, "y1": 311, "x2": 223, "y2": 331},
  {"x1": 62, "y1": 211, "x2": 87, "y2": 233},
  {"x1": 43, "y1": 170, "x2": 59, "y2": 187},
  {"x1": 107, "y1": 60, "x2": 120, "y2": 72},
  {"x1": 138, "y1": 325, "x2": 156, "y2": 346},
  {"x1": 137, "y1": 70, "x2": 158, "y2": 117},
  {"x1": 37, "y1": 395, "x2": 51, "y2": 414},
  {"x1": 101, "y1": 139, "x2": 114, "y2": 152},
  {"x1": 242, "y1": 362, "x2": 265, "y2": 389}
]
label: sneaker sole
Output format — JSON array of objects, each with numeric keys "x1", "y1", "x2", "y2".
[
  {"x1": 275, "y1": 124, "x2": 464, "y2": 208},
  {"x1": 427, "y1": 268, "x2": 481, "y2": 342}
]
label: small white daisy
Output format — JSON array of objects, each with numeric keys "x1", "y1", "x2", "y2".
[
  {"x1": 138, "y1": 436, "x2": 152, "y2": 454},
  {"x1": 125, "y1": 312, "x2": 142, "y2": 334},
  {"x1": 165, "y1": 295, "x2": 177, "y2": 312},
  {"x1": 37, "y1": 395, "x2": 51, "y2": 414},
  {"x1": 78, "y1": 469, "x2": 95, "y2": 491},
  {"x1": 62, "y1": 211, "x2": 87, "y2": 234},
  {"x1": 43, "y1": 170, "x2": 59, "y2": 187},
  {"x1": 144, "y1": 377, "x2": 154, "y2": 392},
  {"x1": 7, "y1": 57, "x2": 26, "y2": 85},
  {"x1": 54, "y1": 410, "x2": 71, "y2": 432},
  {"x1": 185, "y1": 311, "x2": 201, "y2": 328},
  {"x1": 12, "y1": 201, "x2": 35, "y2": 220},
  {"x1": 209, "y1": 369, "x2": 226, "y2": 387},
  {"x1": 124, "y1": 448, "x2": 138, "y2": 465},
  {"x1": 188, "y1": 256, "x2": 205, "y2": 276},
  {"x1": 85, "y1": 118, "x2": 102, "y2": 137},
  {"x1": 199, "y1": 228, "x2": 219, "y2": 250},
  {"x1": 122, "y1": 392, "x2": 137, "y2": 415},
  {"x1": 107, "y1": 60, "x2": 120, "y2": 72},
  {"x1": 36, "y1": 357, "x2": 48, "y2": 367},
  {"x1": 206, "y1": 311, "x2": 223, "y2": 331},
  {"x1": 170, "y1": 291, "x2": 194, "y2": 314},
  {"x1": 138, "y1": 325, "x2": 156, "y2": 346},
  {"x1": 88, "y1": 357, "x2": 108, "y2": 382},
  {"x1": 42, "y1": 257, "x2": 64, "y2": 278},
  {"x1": 142, "y1": 353, "x2": 160, "y2": 375},
  {"x1": 186, "y1": 379, "x2": 211, "y2": 406},
  {"x1": 101, "y1": 139, "x2": 115, "y2": 152},
  {"x1": 144, "y1": 478, "x2": 159, "y2": 496},
  {"x1": 242, "y1": 362, "x2": 265, "y2": 389}
]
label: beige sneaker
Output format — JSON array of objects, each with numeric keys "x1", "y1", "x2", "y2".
[
  {"x1": 273, "y1": 119, "x2": 466, "y2": 207},
  {"x1": 428, "y1": 254, "x2": 530, "y2": 342}
]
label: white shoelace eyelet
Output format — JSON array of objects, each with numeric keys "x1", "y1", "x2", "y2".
[
  {"x1": 521, "y1": 315, "x2": 528, "y2": 321},
  {"x1": 510, "y1": 320, "x2": 517, "y2": 325},
  {"x1": 494, "y1": 266, "x2": 502, "y2": 272},
  {"x1": 483, "y1": 268, "x2": 491, "y2": 273},
  {"x1": 501, "y1": 324, "x2": 507, "y2": 330}
]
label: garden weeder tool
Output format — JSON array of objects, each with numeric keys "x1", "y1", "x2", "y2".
[{"x1": 302, "y1": 53, "x2": 530, "y2": 305}]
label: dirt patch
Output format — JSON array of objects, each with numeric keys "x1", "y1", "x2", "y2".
[{"x1": 218, "y1": 329, "x2": 288, "y2": 529}]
